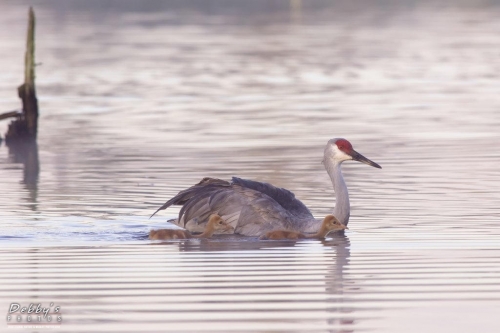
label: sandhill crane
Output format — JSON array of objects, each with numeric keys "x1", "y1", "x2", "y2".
[{"x1": 151, "y1": 138, "x2": 381, "y2": 236}]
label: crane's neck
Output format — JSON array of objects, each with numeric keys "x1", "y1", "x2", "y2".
[{"x1": 324, "y1": 159, "x2": 350, "y2": 226}]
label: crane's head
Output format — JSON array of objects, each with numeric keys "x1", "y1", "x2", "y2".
[{"x1": 324, "y1": 138, "x2": 381, "y2": 169}]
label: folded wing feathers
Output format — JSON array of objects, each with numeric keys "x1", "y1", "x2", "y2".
[
  {"x1": 150, "y1": 178, "x2": 230, "y2": 218},
  {"x1": 149, "y1": 187, "x2": 199, "y2": 218},
  {"x1": 179, "y1": 191, "x2": 212, "y2": 225},
  {"x1": 179, "y1": 185, "x2": 231, "y2": 224},
  {"x1": 231, "y1": 177, "x2": 311, "y2": 216},
  {"x1": 152, "y1": 177, "x2": 312, "y2": 233}
]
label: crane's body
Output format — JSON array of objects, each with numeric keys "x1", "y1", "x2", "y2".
[{"x1": 151, "y1": 138, "x2": 381, "y2": 237}]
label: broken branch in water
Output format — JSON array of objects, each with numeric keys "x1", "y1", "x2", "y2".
[{"x1": 0, "y1": 111, "x2": 20, "y2": 121}]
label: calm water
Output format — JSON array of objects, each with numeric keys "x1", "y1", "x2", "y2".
[{"x1": 1, "y1": 0, "x2": 500, "y2": 332}]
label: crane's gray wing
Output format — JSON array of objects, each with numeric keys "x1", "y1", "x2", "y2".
[
  {"x1": 179, "y1": 184, "x2": 291, "y2": 228},
  {"x1": 150, "y1": 177, "x2": 230, "y2": 218},
  {"x1": 151, "y1": 177, "x2": 315, "y2": 236},
  {"x1": 231, "y1": 177, "x2": 313, "y2": 218}
]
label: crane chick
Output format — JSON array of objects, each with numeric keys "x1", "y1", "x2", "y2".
[
  {"x1": 149, "y1": 214, "x2": 233, "y2": 240},
  {"x1": 260, "y1": 215, "x2": 347, "y2": 240}
]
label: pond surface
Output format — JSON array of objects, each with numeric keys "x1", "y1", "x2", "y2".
[{"x1": 1, "y1": 0, "x2": 500, "y2": 332}]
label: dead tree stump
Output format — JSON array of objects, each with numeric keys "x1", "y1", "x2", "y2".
[
  {"x1": 5, "y1": 7, "x2": 39, "y2": 144},
  {"x1": 2, "y1": 7, "x2": 40, "y2": 187}
]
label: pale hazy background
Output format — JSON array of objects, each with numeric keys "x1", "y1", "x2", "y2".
[{"x1": 0, "y1": 1, "x2": 499, "y2": 332}]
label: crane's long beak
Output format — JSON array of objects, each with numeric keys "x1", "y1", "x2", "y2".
[{"x1": 350, "y1": 150, "x2": 382, "y2": 169}]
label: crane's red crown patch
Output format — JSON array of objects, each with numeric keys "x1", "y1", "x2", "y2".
[{"x1": 335, "y1": 139, "x2": 353, "y2": 154}]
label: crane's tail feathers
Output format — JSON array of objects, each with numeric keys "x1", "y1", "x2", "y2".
[
  {"x1": 179, "y1": 191, "x2": 213, "y2": 226},
  {"x1": 149, "y1": 208, "x2": 162, "y2": 219},
  {"x1": 150, "y1": 178, "x2": 231, "y2": 220}
]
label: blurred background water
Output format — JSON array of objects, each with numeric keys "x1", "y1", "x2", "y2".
[{"x1": 0, "y1": 0, "x2": 499, "y2": 332}]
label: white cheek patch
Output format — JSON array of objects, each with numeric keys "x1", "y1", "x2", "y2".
[{"x1": 332, "y1": 145, "x2": 352, "y2": 161}]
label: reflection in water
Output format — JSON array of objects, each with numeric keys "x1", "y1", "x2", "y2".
[
  {"x1": 0, "y1": 239, "x2": 357, "y2": 332},
  {"x1": 6, "y1": 138, "x2": 39, "y2": 210},
  {"x1": 2, "y1": 239, "x2": 500, "y2": 332},
  {"x1": 156, "y1": 233, "x2": 354, "y2": 332},
  {"x1": 323, "y1": 235, "x2": 353, "y2": 333}
]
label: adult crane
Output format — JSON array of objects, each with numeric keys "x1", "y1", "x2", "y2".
[{"x1": 151, "y1": 138, "x2": 381, "y2": 236}]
